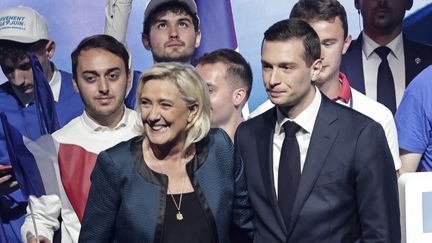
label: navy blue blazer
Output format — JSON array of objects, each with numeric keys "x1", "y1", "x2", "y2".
[
  {"x1": 235, "y1": 95, "x2": 400, "y2": 243},
  {"x1": 341, "y1": 33, "x2": 432, "y2": 94},
  {"x1": 79, "y1": 129, "x2": 254, "y2": 243}
]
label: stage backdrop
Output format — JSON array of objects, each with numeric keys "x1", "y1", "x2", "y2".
[{"x1": 0, "y1": 0, "x2": 430, "y2": 111}]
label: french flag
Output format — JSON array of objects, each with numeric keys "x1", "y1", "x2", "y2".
[
  {"x1": 193, "y1": 0, "x2": 238, "y2": 60},
  {"x1": 0, "y1": 113, "x2": 97, "y2": 223}
]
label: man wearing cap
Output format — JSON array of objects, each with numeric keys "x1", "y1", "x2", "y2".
[
  {"x1": 105, "y1": 0, "x2": 201, "y2": 107},
  {"x1": 0, "y1": 6, "x2": 83, "y2": 242}
]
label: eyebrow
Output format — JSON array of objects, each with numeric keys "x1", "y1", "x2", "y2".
[{"x1": 81, "y1": 67, "x2": 121, "y2": 76}]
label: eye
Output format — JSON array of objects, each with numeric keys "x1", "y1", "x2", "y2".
[
  {"x1": 178, "y1": 21, "x2": 189, "y2": 28},
  {"x1": 322, "y1": 40, "x2": 335, "y2": 48},
  {"x1": 157, "y1": 22, "x2": 167, "y2": 30},
  {"x1": 107, "y1": 71, "x2": 120, "y2": 81},
  {"x1": 83, "y1": 74, "x2": 97, "y2": 83},
  {"x1": 160, "y1": 102, "x2": 173, "y2": 109},
  {"x1": 140, "y1": 99, "x2": 151, "y2": 107},
  {"x1": 261, "y1": 63, "x2": 272, "y2": 71}
]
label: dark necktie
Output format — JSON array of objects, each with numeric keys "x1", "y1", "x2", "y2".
[
  {"x1": 278, "y1": 121, "x2": 301, "y2": 231},
  {"x1": 375, "y1": 46, "x2": 396, "y2": 115}
]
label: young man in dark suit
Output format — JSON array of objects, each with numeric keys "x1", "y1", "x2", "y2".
[
  {"x1": 341, "y1": 0, "x2": 432, "y2": 114},
  {"x1": 235, "y1": 18, "x2": 400, "y2": 243}
]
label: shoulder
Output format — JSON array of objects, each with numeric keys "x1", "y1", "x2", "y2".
[
  {"x1": 404, "y1": 37, "x2": 432, "y2": 52},
  {"x1": 206, "y1": 128, "x2": 233, "y2": 152},
  {"x1": 350, "y1": 88, "x2": 394, "y2": 125},
  {"x1": 406, "y1": 65, "x2": 432, "y2": 91},
  {"x1": 52, "y1": 115, "x2": 82, "y2": 140}
]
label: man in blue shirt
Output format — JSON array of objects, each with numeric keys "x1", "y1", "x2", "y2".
[{"x1": 0, "y1": 6, "x2": 83, "y2": 242}]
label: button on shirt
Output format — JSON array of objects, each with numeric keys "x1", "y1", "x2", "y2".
[
  {"x1": 362, "y1": 32, "x2": 405, "y2": 107},
  {"x1": 273, "y1": 87, "x2": 321, "y2": 196}
]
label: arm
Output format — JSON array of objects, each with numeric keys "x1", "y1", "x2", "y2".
[
  {"x1": 21, "y1": 195, "x2": 62, "y2": 243},
  {"x1": 231, "y1": 145, "x2": 254, "y2": 242},
  {"x1": 355, "y1": 122, "x2": 401, "y2": 242},
  {"x1": 398, "y1": 149, "x2": 422, "y2": 176},
  {"x1": 78, "y1": 151, "x2": 121, "y2": 242},
  {"x1": 380, "y1": 109, "x2": 401, "y2": 171},
  {"x1": 104, "y1": 0, "x2": 132, "y2": 44}
]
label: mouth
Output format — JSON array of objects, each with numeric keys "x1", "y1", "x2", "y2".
[
  {"x1": 165, "y1": 41, "x2": 184, "y2": 48},
  {"x1": 147, "y1": 123, "x2": 169, "y2": 133},
  {"x1": 267, "y1": 90, "x2": 285, "y2": 98},
  {"x1": 95, "y1": 96, "x2": 114, "y2": 105}
]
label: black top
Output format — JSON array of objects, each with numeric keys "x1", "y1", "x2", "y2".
[{"x1": 161, "y1": 191, "x2": 213, "y2": 243}]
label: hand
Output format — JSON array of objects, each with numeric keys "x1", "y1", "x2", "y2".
[
  {"x1": 0, "y1": 173, "x2": 19, "y2": 195},
  {"x1": 28, "y1": 236, "x2": 51, "y2": 243}
]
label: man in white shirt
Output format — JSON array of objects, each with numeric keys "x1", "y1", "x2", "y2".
[
  {"x1": 21, "y1": 34, "x2": 142, "y2": 243},
  {"x1": 250, "y1": 0, "x2": 401, "y2": 170},
  {"x1": 235, "y1": 17, "x2": 400, "y2": 243},
  {"x1": 341, "y1": 0, "x2": 432, "y2": 113}
]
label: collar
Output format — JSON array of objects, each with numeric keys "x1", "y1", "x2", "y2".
[
  {"x1": 332, "y1": 72, "x2": 351, "y2": 104},
  {"x1": 362, "y1": 31, "x2": 403, "y2": 60},
  {"x1": 82, "y1": 106, "x2": 129, "y2": 132},
  {"x1": 275, "y1": 86, "x2": 321, "y2": 135}
]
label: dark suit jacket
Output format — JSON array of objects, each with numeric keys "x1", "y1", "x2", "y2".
[
  {"x1": 79, "y1": 129, "x2": 254, "y2": 243},
  {"x1": 341, "y1": 32, "x2": 432, "y2": 94},
  {"x1": 235, "y1": 95, "x2": 400, "y2": 243}
]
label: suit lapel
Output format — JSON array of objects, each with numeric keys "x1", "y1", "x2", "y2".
[
  {"x1": 286, "y1": 98, "x2": 339, "y2": 237},
  {"x1": 257, "y1": 108, "x2": 288, "y2": 234}
]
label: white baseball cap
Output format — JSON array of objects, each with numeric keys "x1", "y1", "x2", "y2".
[
  {"x1": 144, "y1": 0, "x2": 198, "y2": 23},
  {"x1": 0, "y1": 6, "x2": 49, "y2": 43}
]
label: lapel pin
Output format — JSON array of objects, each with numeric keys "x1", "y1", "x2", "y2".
[{"x1": 415, "y1": 58, "x2": 421, "y2": 64}]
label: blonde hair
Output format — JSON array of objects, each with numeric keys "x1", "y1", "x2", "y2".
[{"x1": 136, "y1": 62, "x2": 211, "y2": 152}]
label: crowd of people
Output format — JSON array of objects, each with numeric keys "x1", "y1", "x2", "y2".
[{"x1": 1, "y1": 0, "x2": 431, "y2": 242}]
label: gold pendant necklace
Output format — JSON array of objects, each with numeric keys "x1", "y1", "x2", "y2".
[
  {"x1": 156, "y1": 162, "x2": 186, "y2": 221},
  {"x1": 169, "y1": 176, "x2": 185, "y2": 221}
]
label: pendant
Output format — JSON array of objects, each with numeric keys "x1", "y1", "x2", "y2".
[{"x1": 176, "y1": 211, "x2": 183, "y2": 221}]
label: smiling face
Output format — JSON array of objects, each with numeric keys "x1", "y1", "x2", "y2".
[
  {"x1": 307, "y1": 17, "x2": 351, "y2": 85},
  {"x1": 140, "y1": 78, "x2": 197, "y2": 149},
  {"x1": 143, "y1": 11, "x2": 201, "y2": 63},
  {"x1": 73, "y1": 48, "x2": 130, "y2": 127},
  {"x1": 261, "y1": 38, "x2": 321, "y2": 117}
]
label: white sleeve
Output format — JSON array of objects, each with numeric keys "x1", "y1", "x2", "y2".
[
  {"x1": 382, "y1": 109, "x2": 402, "y2": 170},
  {"x1": 21, "y1": 195, "x2": 61, "y2": 243},
  {"x1": 104, "y1": 0, "x2": 133, "y2": 44}
]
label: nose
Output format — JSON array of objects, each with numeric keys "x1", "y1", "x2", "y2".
[
  {"x1": 11, "y1": 69, "x2": 30, "y2": 87},
  {"x1": 268, "y1": 69, "x2": 280, "y2": 87},
  {"x1": 169, "y1": 26, "x2": 179, "y2": 39},
  {"x1": 98, "y1": 78, "x2": 109, "y2": 94},
  {"x1": 148, "y1": 105, "x2": 161, "y2": 121}
]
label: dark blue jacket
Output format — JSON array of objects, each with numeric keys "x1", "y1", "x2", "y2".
[{"x1": 79, "y1": 129, "x2": 254, "y2": 243}]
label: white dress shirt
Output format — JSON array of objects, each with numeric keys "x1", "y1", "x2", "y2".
[
  {"x1": 362, "y1": 32, "x2": 405, "y2": 107},
  {"x1": 21, "y1": 107, "x2": 143, "y2": 243},
  {"x1": 273, "y1": 88, "x2": 321, "y2": 196}
]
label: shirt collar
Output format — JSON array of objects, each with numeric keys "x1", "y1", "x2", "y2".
[
  {"x1": 276, "y1": 86, "x2": 321, "y2": 135},
  {"x1": 362, "y1": 31, "x2": 403, "y2": 60},
  {"x1": 82, "y1": 106, "x2": 129, "y2": 132},
  {"x1": 332, "y1": 72, "x2": 352, "y2": 104}
]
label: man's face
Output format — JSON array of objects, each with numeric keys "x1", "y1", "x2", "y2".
[
  {"x1": 357, "y1": 0, "x2": 411, "y2": 32},
  {"x1": 73, "y1": 48, "x2": 130, "y2": 126},
  {"x1": 308, "y1": 18, "x2": 351, "y2": 84},
  {"x1": 261, "y1": 39, "x2": 320, "y2": 115},
  {"x1": 143, "y1": 11, "x2": 201, "y2": 63},
  {"x1": 1, "y1": 49, "x2": 50, "y2": 95},
  {"x1": 196, "y1": 62, "x2": 238, "y2": 128}
]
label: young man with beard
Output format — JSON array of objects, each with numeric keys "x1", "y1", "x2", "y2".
[
  {"x1": 21, "y1": 35, "x2": 142, "y2": 243},
  {"x1": 196, "y1": 49, "x2": 252, "y2": 140},
  {"x1": 105, "y1": 0, "x2": 201, "y2": 108}
]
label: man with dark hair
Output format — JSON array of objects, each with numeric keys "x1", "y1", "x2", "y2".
[
  {"x1": 21, "y1": 34, "x2": 142, "y2": 243},
  {"x1": 235, "y1": 18, "x2": 400, "y2": 242},
  {"x1": 105, "y1": 0, "x2": 201, "y2": 108},
  {"x1": 341, "y1": 0, "x2": 432, "y2": 114},
  {"x1": 196, "y1": 49, "x2": 252, "y2": 140},
  {"x1": 289, "y1": 0, "x2": 400, "y2": 171},
  {"x1": 0, "y1": 6, "x2": 83, "y2": 242}
]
